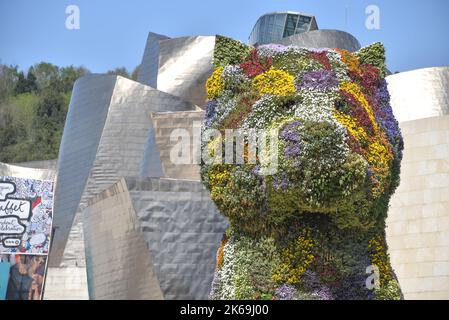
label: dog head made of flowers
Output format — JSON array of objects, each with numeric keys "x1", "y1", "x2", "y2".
[{"x1": 200, "y1": 37, "x2": 403, "y2": 235}]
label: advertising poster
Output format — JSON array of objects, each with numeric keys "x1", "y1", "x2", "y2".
[{"x1": 0, "y1": 176, "x2": 54, "y2": 300}]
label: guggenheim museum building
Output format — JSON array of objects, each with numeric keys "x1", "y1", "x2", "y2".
[{"x1": 1, "y1": 11, "x2": 448, "y2": 300}]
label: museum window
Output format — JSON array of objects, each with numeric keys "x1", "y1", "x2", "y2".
[
  {"x1": 283, "y1": 14, "x2": 299, "y2": 38},
  {"x1": 296, "y1": 15, "x2": 312, "y2": 33}
]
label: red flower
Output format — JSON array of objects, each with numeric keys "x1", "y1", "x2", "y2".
[
  {"x1": 361, "y1": 64, "x2": 380, "y2": 95},
  {"x1": 240, "y1": 49, "x2": 272, "y2": 77},
  {"x1": 340, "y1": 90, "x2": 376, "y2": 136},
  {"x1": 309, "y1": 51, "x2": 331, "y2": 70}
]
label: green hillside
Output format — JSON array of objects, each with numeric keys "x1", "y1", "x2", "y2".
[{"x1": 0, "y1": 63, "x2": 138, "y2": 163}]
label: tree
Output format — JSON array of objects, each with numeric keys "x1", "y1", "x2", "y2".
[
  {"x1": 36, "y1": 88, "x2": 66, "y2": 121},
  {"x1": 31, "y1": 62, "x2": 59, "y2": 91},
  {"x1": 0, "y1": 102, "x2": 27, "y2": 155},
  {"x1": 14, "y1": 72, "x2": 28, "y2": 95},
  {"x1": 131, "y1": 65, "x2": 140, "y2": 81},
  {"x1": 14, "y1": 70, "x2": 38, "y2": 95},
  {"x1": 107, "y1": 67, "x2": 130, "y2": 78},
  {"x1": 0, "y1": 64, "x2": 19, "y2": 102},
  {"x1": 59, "y1": 65, "x2": 90, "y2": 92},
  {"x1": 26, "y1": 70, "x2": 38, "y2": 93}
]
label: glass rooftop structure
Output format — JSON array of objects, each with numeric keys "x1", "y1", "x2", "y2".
[{"x1": 249, "y1": 11, "x2": 318, "y2": 45}]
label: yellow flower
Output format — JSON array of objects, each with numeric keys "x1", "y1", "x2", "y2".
[
  {"x1": 253, "y1": 67, "x2": 295, "y2": 97},
  {"x1": 206, "y1": 67, "x2": 225, "y2": 99},
  {"x1": 334, "y1": 82, "x2": 395, "y2": 196},
  {"x1": 340, "y1": 82, "x2": 379, "y2": 132},
  {"x1": 334, "y1": 110, "x2": 368, "y2": 143},
  {"x1": 272, "y1": 234, "x2": 314, "y2": 284},
  {"x1": 368, "y1": 140, "x2": 392, "y2": 168},
  {"x1": 369, "y1": 237, "x2": 393, "y2": 286}
]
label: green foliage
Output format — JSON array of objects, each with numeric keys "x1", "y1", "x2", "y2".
[
  {"x1": 0, "y1": 63, "x2": 91, "y2": 162},
  {"x1": 272, "y1": 49, "x2": 323, "y2": 80},
  {"x1": 29, "y1": 62, "x2": 59, "y2": 91},
  {"x1": 374, "y1": 279, "x2": 402, "y2": 300},
  {"x1": 213, "y1": 35, "x2": 252, "y2": 68},
  {"x1": 0, "y1": 61, "x2": 140, "y2": 163},
  {"x1": 107, "y1": 67, "x2": 131, "y2": 78},
  {"x1": 214, "y1": 234, "x2": 280, "y2": 299},
  {"x1": 204, "y1": 40, "x2": 403, "y2": 300},
  {"x1": 131, "y1": 65, "x2": 140, "y2": 81},
  {"x1": 58, "y1": 65, "x2": 90, "y2": 92},
  {"x1": 14, "y1": 71, "x2": 38, "y2": 95},
  {"x1": 0, "y1": 64, "x2": 19, "y2": 102},
  {"x1": 355, "y1": 42, "x2": 388, "y2": 77}
]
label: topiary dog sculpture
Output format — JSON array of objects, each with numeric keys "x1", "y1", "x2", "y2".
[{"x1": 200, "y1": 36, "x2": 404, "y2": 300}]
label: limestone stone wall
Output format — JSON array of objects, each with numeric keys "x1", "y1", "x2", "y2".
[{"x1": 386, "y1": 115, "x2": 449, "y2": 299}]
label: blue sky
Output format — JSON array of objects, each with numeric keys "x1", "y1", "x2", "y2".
[{"x1": 1, "y1": 0, "x2": 448, "y2": 73}]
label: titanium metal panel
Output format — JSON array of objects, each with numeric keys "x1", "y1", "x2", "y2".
[
  {"x1": 128, "y1": 178, "x2": 228, "y2": 299},
  {"x1": 387, "y1": 67, "x2": 449, "y2": 123},
  {"x1": 52, "y1": 75, "x2": 195, "y2": 267},
  {"x1": 15, "y1": 159, "x2": 58, "y2": 171},
  {"x1": 137, "y1": 32, "x2": 170, "y2": 87},
  {"x1": 84, "y1": 177, "x2": 228, "y2": 299},
  {"x1": 275, "y1": 29, "x2": 361, "y2": 52},
  {"x1": 156, "y1": 36, "x2": 216, "y2": 108},
  {"x1": 79, "y1": 76, "x2": 196, "y2": 212},
  {"x1": 141, "y1": 111, "x2": 204, "y2": 180},
  {"x1": 44, "y1": 210, "x2": 89, "y2": 300},
  {"x1": 50, "y1": 74, "x2": 116, "y2": 266},
  {"x1": 0, "y1": 162, "x2": 56, "y2": 181},
  {"x1": 83, "y1": 178, "x2": 164, "y2": 300}
]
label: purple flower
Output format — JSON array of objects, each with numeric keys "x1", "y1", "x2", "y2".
[
  {"x1": 204, "y1": 100, "x2": 217, "y2": 127},
  {"x1": 300, "y1": 70, "x2": 338, "y2": 91},
  {"x1": 275, "y1": 284, "x2": 297, "y2": 300},
  {"x1": 280, "y1": 121, "x2": 301, "y2": 159},
  {"x1": 272, "y1": 172, "x2": 290, "y2": 190},
  {"x1": 373, "y1": 79, "x2": 404, "y2": 158},
  {"x1": 302, "y1": 271, "x2": 334, "y2": 300},
  {"x1": 375, "y1": 79, "x2": 391, "y2": 105}
]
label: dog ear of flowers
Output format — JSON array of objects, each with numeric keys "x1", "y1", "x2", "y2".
[{"x1": 203, "y1": 36, "x2": 404, "y2": 300}]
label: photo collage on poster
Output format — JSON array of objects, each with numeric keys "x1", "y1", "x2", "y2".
[{"x1": 0, "y1": 176, "x2": 54, "y2": 300}]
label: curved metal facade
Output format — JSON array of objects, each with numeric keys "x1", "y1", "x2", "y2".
[
  {"x1": 0, "y1": 162, "x2": 56, "y2": 181},
  {"x1": 79, "y1": 76, "x2": 195, "y2": 211},
  {"x1": 51, "y1": 75, "x2": 195, "y2": 267},
  {"x1": 84, "y1": 178, "x2": 228, "y2": 299},
  {"x1": 387, "y1": 67, "x2": 449, "y2": 123},
  {"x1": 156, "y1": 36, "x2": 216, "y2": 108},
  {"x1": 83, "y1": 178, "x2": 164, "y2": 300},
  {"x1": 275, "y1": 29, "x2": 361, "y2": 52},
  {"x1": 137, "y1": 34, "x2": 216, "y2": 108},
  {"x1": 142, "y1": 111, "x2": 204, "y2": 180},
  {"x1": 137, "y1": 32, "x2": 170, "y2": 88},
  {"x1": 50, "y1": 75, "x2": 116, "y2": 266}
]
